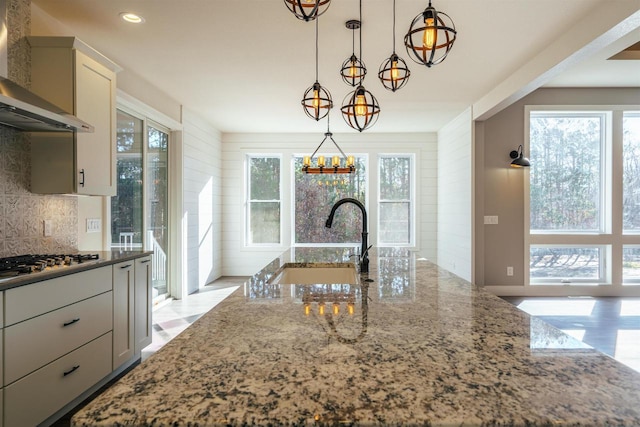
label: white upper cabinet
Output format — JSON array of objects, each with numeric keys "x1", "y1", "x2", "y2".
[{"x1": 28, "y1": 36, "x2": 121, "y2": 196}]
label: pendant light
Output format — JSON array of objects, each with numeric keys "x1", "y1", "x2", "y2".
[
  {"x1": 404, "y1": 0, "x2": 457, "y2": 67},
  {"x1": 378, "y1": 0, "x2": 410, "y2": 91},
  {"x1": 301, "y1": 17, "x2": 332, "y2": 121},
  {"x1": 302, "y1": 114, "x2": 355, "y2": 174},
  {"x1": 283, "y1": 0, "x2": 331, "y2": 22},
  {"x1": 341, "y1": 0, "x2": 380, "y2": 132},
  {"x1": 339, "y1": 20, "x2": 366, "y2": 87}
]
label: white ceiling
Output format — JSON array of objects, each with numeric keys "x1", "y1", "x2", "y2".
[{"x1": 30, "y1": 0, "x2": 640, "y2": 134}]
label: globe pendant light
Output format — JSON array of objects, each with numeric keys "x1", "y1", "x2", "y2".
[
  {"x1": 378, "y1": 0, "x2": 410, "y2": 92},
  {"x1": 339, "y1": 20, "x2": 366, "y2": 87},
  {"x1": 341, "y1": 0, "x2": 380, "y2": 132},
  {"x1": 341, "y1": 85, "x2": 380, "y2": 132},
  {"x1": 404, "y1": 0, "x2": 457, "y2": 67},
  {"x1": 301, "y1": 17, "x2": 332, "y2": 121},
  {"x1": 283, "y1": 0, "x2": 331, "y2": 22}
]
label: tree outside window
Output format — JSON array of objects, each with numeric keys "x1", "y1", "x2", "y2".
[{"x1": 247, "y1": 156, "x2": 281, "y2": 245}]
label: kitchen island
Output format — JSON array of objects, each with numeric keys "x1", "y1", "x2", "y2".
[{"x1": 72, "y1": 247, "x2": 640, "y2": 426}]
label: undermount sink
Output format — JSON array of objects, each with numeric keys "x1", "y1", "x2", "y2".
[{"x1": 269, "y1": 263, "x2": 359, "y2": 285}]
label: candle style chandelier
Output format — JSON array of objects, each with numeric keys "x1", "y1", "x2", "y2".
[{"x1": 302, "y1": 114, "x2": 355, "y2": 174}]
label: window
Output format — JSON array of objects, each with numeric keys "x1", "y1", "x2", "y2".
[
  {"x1": 623, "y1": 112, "x2": 640, "y2": 233},
  {"x1": 527, "y1": 107, "x2": 640, "y2": 287},
  {"x1": 246, "y1": 156, "x2": 281, "y2": 245},
  {"x1": 378, "y1": 155, "x2": 414, "y2": 245},
  {"x1": 293, "y1": 155, "x2": 367, "y2": 246},
  {"x1": 529, "y1": 112, "x2": 607, "y2": 233}
]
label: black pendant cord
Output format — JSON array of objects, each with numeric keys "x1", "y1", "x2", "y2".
[
  {"x1": 392, "y1": 0, "x2": 396, "y2": 53},
  {"x1": 315, "y1": 17, "x2": 319, "y2": 82},
  {"x1": 359, "y1": 0, "x2": 363, "y2": 63}
]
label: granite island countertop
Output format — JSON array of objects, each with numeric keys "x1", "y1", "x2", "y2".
[{"x1": 72, "y1": 247, "x2": 640, "y2": 426}]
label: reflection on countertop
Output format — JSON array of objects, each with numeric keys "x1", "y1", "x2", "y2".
[{"x1": 72, "y1": 247, "x2": 640, "y2": 426}]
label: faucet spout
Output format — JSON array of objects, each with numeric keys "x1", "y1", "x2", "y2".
[{"x1": 325, "y1": 197, "x2": 370, "y2": 273}]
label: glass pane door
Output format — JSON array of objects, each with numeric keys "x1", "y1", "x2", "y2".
[
  {"x1": 147, "y1": 125, "x2": 169, "y2": 299},
  {"x1": 112, "y1": 111, "x2": 143, "y2": 250}
]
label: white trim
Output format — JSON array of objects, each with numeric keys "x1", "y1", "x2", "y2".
[
  {"x1": 117, "y1": 90, "x2": 182, "y2": 131},
  {"x1": 484, "y1": 285, "x2": 640, "y2": 298}
]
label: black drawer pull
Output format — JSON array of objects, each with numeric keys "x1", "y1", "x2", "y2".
[
  {"x1": 63, "y1": 365, "x2": 80, "y2": 377},
  {"x1": 63, "y1": 318, "x2": 80, "y2": 327},
  {"x1": 140, "y1": 259, "x2": 151, "y2": 264},
  {"x1": 120, "y1": 264, "x2": 132, "y2": 269}
]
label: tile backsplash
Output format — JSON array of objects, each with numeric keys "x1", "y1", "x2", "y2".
[{"x1": 0, "y1": 0, "x2": 78, "y2": 257}]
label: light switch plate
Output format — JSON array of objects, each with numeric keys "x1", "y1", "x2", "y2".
[
  {"x1": 86, "y1": 218, "x2": 101, "y2": 233},
  {"x1": 484, "y1": 215, "x2": 499, "y2": 225}
]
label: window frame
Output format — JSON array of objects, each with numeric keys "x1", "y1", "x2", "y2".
[
  {"x1": 245, "y1": 154, "x2": 282, "y2": 247},
  {"x1": 377, "y1": 154, "x2": 416, "y2": 247},
  {"x1": 525, "y1": 105, "x2": 640, "y2": 288}
]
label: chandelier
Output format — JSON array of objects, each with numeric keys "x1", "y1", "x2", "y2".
[
  {"x1": 378, "y1": 0, "x2": 410, "y2": 92},
  {"x1": 404, "y1": 0, "x2": 457, "y2": 67},
  {"x1": 302, "y1": 114, "x2": 355, "y2": 174},
  {"x1": 301, "y1": 17, "x2": 332, "y2": 121},
  {"x1": 283, "y1": 0, "x2": 331, "y2": 22}
]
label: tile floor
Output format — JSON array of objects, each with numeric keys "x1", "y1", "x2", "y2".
[
  {"x1": 142, "y1": 277, "x2": 245, "y2": 361},
  {"x1": 503, "y1": 296, "x2": 640, "y2": 373}
]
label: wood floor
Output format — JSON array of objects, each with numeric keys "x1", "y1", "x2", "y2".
[{"x1": 503, "y1": 296, "x2": 640, "y2": 373}]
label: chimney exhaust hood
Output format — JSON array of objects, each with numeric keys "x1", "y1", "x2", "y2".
[{"x1": 0, "y1": 0, "x2": 93, "y2": 133}]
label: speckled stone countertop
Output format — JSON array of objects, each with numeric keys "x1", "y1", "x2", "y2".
[
  {"x1": 0, "y1": 250, "x2": 152, "y2": 291},
  {"x1": 72, "y1": 247, "x2": 640, "y2": 426}
]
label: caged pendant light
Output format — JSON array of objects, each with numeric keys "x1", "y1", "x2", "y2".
[
  {"x1": 339, "y1": 20, "x2": 367, "y2": 87},
  {"x1": 341, "y1": 0, "x2": 380, "y2": 132},
  {"x1": 378, "y1": 0, "x2": 410, "y2": 92},
  {"x1": 404, "y1": 0, "x2": 457, "y2": 67},
  {"x1": 301, "y1": 17, "x2": 332, "y2": 121},
  {"x1": 283, "y1": 0, "x2": 331, "y2": 22}
]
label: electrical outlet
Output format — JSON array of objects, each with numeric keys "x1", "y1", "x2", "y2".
[
  {"x1": 507, "y1": 266, "x2": 514, "y2": 276},
  {"x1": 43, "y1": 220, "x2": 53, "y2": 237},
  {"x1": 86, "y1": 218, "x2": 102, "y2": 233}
]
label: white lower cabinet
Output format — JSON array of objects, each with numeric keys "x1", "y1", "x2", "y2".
[
  {"x1": 4, "y1": 332, "x2": 112, "y2": 427},
  {"x1": 113, "y1": 261, "x2": 135, "y2": 369},
  {"x1": 4, "y1": 292, "x2": 112, "y2": 385},
  {"x1": 135, "y1": 255, "x2": 153, "y2": 353},
  {"x1": 0, "y1": 255, "x2": 152, "y2": 426}
]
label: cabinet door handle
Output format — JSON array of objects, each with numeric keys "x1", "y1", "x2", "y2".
[
  {"x1": 79, "y1": 169, "x2": 85, "y2": 187},
  {"x1": 63, "y1": 365, "x2": 80, "y2": 377},
  {"x1": 120, "y1": 264, "x2": 132, "y2": 269},
  {"x1": 140, "y1": 259, "x2": 151, "y2": 264},
  {"x1": 63, "y1": 318, "x2": 80, "y2": 327}
]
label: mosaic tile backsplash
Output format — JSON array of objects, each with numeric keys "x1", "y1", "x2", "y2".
[{"x1": 0, "y1": 0, "x2": 78, "y2": 257}]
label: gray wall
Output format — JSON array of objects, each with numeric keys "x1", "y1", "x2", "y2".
[
  {"x1": 0, "y1": 0, "x2": 77, "y2": 257},
  {"x1": 475, "y1": 87, "x2": 640, "y2": 287}
]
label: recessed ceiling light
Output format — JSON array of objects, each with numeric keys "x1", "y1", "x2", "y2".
[{"x1": 120, "y1": 12, "x2": 145, "y2": 24}]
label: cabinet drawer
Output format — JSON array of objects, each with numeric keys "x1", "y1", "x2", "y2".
[
  {"x1": 4, "y1": 291, "x2": 112, "y2": 385},
  {"x1": 4, "y1": 332, "x2": 112, "y2": 427},
  {"x1": 5, "y1": 265, "x2": 112, "y2": 326}
]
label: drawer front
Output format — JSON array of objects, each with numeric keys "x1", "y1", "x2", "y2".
[
  {"x1": 0, "y1": 290, "x2": 4, "y2": 328},
  {"x1": 5, "y1": 265, "x2": 112, "y2": 326},
  {"x1": 4, "y1": 332, "x2": 112, "y2": 427},
  {"x1": 4, "y1": 291, "x2": 112, "y2": 385}
]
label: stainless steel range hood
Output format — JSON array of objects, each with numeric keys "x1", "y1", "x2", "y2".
[{"x1": 0, "y1": 0, "x2": 93, "y2": 133}]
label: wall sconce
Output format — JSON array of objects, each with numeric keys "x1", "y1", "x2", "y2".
[{"x1": 509, "y1": 145, "x2": 531, "y2": 168}]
